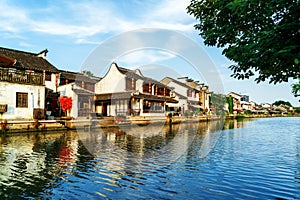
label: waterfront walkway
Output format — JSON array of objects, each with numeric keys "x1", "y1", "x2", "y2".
[{"x1": 0, "y1": 113, "x2": 297, "y2": 134}]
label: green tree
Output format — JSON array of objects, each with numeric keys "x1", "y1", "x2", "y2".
[
  {"x1": 210, "y1": 93, "x2": 227, "y2": 115},
  {"x1": 82, "y1": 70, "x2": 94, "y2": 77},
  {"x1": 273, "y1": 100, "x2": 292, "y2": 107},
  {"x1": 187, "y1": 0, "x2": 300, "y2": 84},
  {"x1": 292, "y1": 79, "x2": 300, "y2": 97},
  {"x1": 226, "y1": 96, "x2": 234, "y2": 114}
]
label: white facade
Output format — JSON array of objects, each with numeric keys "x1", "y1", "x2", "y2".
[
  {"x1": 261, "y1": 103, "x2": 272, "y2": 109},
  {"x1": 45, "y1": 73, "x2": 58, "y2": 92},
  {"x1": 161, "y1": 77, "x2": 207, "y2": 113},
  {"x1": 95, "y1": 63, "x2": 126, "y2": 93},
  {"x1": 0, "y1": 82, "x2": 45, "y2": 119},
  {"x1": 95, "y1": 63, "x2": 175, "y2": 117},
  {"x1": 200, "y1": 87, "x2": 211, "y2": 111},
  {"x1": 57, "y1": 83, "x2": 95, "y2": 119},
  {"x1": 57, "y1": 83, "x2": 78, "y2": 118}
]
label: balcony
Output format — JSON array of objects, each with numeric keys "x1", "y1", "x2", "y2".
[{"x1": 0, "y1": 68, "x2": 44, "y2": 86}]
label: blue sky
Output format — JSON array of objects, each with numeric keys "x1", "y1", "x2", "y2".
[{"x1": 1, "y1": 0, "x2": 299, "y2": 106}]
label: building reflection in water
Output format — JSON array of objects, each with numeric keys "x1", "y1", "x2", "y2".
[
  {"x1": 76, "y1": 119, "x2": 237, "y2": 174},
  {"x1": 0, "y1": 119, "x2": 249, "y2": 198}
]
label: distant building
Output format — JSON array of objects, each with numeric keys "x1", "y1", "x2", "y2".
[
  {"x1": 227, "y1": 92, "x2": 253, "y2": 112},
  {"x1": 261, "y1": 103, "x2": 272, "y2": 109},
  {"x1": 161, "y1": 77, "x2": 210, "y2": 113},
  {"x1": 241, "y1": 95, "x2": 249, "y2": 102}
]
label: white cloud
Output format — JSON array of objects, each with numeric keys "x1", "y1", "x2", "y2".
[
  {"x1": 0, "y1": 0, "x2": 196, "y2": 43},
  {"x1": 116, "y1": 50, "x2": 176, "y2": 67}
]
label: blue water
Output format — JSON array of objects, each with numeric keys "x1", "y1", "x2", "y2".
[{"x1": 0, "y1": 117, "x2": 299, "y2": 199}]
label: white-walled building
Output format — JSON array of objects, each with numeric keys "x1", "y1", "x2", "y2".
[
  {"x1": 227, "y1": 92, "x2": 255, "y2": 112},
  {"x1": 94, "y1": 63, "x2": 177, "y2": 117},
  {"x1": 0, "y1": 47, "x2": 58, "y2": 120},
  {"x1": 57, "y1": 70, "x2": 100, "y2": 118},
  {"x1": 160, "y1": 77, "x2": 210, "y2": 113}
]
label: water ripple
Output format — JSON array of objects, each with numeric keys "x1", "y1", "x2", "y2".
[{"x1": 1, "y1": 118, "x2": 300, "y2": 199}]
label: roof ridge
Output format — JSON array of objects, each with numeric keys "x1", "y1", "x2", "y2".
[
  {"x1": 163, "y1": 76, "x2": 197, "y2": 90},
  {"x1": 0, "y1": 47, "x2": 39, "y2": 56}
]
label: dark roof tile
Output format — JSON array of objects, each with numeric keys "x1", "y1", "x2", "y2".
[
  {"x1": 0, "y1": 47, "x2": 58, "y2": 73},
  {"x1": 59, "y1": 70, "x2": 101, "y2": 83}
]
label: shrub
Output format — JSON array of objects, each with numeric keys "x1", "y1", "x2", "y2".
[{"x1": 245, "y1": 110, "x2": 252, "y2": 115}]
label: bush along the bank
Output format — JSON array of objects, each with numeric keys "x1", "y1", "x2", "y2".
[
  {"x1": 245, "y1": 110, "x2": 252, "y2": 115},
  {"x1": 184, "y1": 111, "x2": 193, "y2": 118}
]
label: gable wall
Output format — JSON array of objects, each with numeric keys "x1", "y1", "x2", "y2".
[{"x1": 95, "y1": 63, "x2": 126, "y2": 93}]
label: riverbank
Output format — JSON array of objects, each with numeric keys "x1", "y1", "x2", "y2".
[{"x1": 1, "y1": 113, "x2": 299, "y2": 134}]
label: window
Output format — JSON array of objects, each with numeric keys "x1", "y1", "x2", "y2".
[
  {"x1": 165, "y1": 89, "x2": 170, "y2": 96},
  {"x1": 187, "y1": 90, "x2": 192, "y2": 97},
  {"x1": 85, "y1": 83, "x2": 94, "y2": 92},
  {"x1": 16, "y1": 92, "x2": 28, "y2": 108},
  {"x1": 143, "y1": 83, "x2": 152, "y2": 94},
  {"x1": 126, "y1": 77, "x2": 136, "y2": 90},
  {"x1": 45, "y1": 73, "x2": 52, "y2": 81}
]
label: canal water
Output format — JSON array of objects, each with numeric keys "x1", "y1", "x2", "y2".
[{"x1": 0, "y1": 117, "x2": 299, "y2": 199}]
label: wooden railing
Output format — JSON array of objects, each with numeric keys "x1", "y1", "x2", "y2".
[
  {"x1": 78, "y1": 108, "x2": 91, "y2": 117},
  {"x1": 143, "y1": 110, "x2": 164, "y2": 113},
  {"x1": 0, "y1": 68, "x2": 44, "y2": 86},
  {"x1": 116, "y1": 109, "x2": 141, "y2": 116}
]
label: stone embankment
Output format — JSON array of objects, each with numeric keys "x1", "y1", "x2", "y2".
[{"x1": 1, "y1": 114, "x2": 298, "y2": 134}]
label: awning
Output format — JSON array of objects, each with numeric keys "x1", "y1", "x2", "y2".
[
  {"x1": 95, "y1": 92, "x2": 178, "y2": 103},
  {"x1": 73, "y1": 88, "x2": 94, "y2": 96},
  {"x1": 95, "y1": 92, "x2": 132, "y2": 101},
  {"x1": 134, "y1": 93, "x2": 178, "y2": 103}
]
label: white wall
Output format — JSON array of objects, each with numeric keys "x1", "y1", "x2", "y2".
[
  {"x1": 45, "y1": 73, "x2": 57, "y2": 92},
  {"x1": 0, "y1": 82, "x2": 45, "y2": 120},
  {"x1": 136, "y1": 79, "x2": 143, "y2": 93},
  {"x1": 57, "y1": 84, "x2": 78, "y2": 118},
  {"x1": 95, "y1": 63, "x2": 126, "y2": 94},
  {"x1": 167, "y1": 82, "x2": 187, "y2": 98},
  {"x1": 204, "y1": 93, "x2": 211, "y2": 111}
]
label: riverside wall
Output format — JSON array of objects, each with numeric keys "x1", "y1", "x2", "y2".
[{"x1": 0, "y1": 113, "x2": 299, "y2": 134}]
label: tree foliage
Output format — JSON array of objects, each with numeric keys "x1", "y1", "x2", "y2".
[
  {"x1": 292, "y1": 79, "x2": 300, "y2": 97},
  {"x1": 226, "y1": 96, "x2": 234, "y2": 114},
  {"x1": 210, "y1": 93, "x2": 227, "y2": 115},
  {"x1": 82, "y1": 70, "x2": 94, "y2": 77},
  {"x1": 272, "y1": 100, "x2": 292, "y2": 107},
  {"x1": 187, "y1": 0, "x2": 300, "y2": 84}
]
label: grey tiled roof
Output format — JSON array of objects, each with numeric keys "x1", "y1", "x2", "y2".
[
  {"x1": 0, "y1": 47, "x2": 58, "y2": 73},
  {"x1": 116, "y1": 63, "x2": 172, "y2": 89},
  {"x1": 59, "y1": 70, "x2": 101, "y2": 83}
]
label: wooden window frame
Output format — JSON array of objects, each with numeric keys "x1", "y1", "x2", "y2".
[
  {"x1": 16, "y1": 92, "x2": 28, "y2": 108},
  {"x1": 45, "y1": 73, "x2": 52, "y2": 81},
  {"x1": 126, "y1": 77, "x2": 136, "y2": 90}
]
